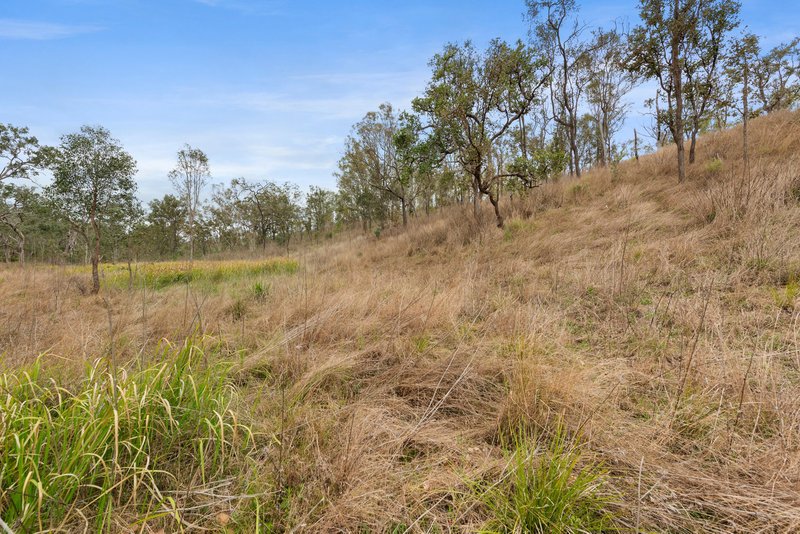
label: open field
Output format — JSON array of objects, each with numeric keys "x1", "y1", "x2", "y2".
[{"x1": 2, "y1": 111, "x2": 800, "y2": 532}]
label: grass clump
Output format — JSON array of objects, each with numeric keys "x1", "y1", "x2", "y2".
[
  {"x1": 476, "y1": 426, "x2": 615, "y2": 534},
  {"x1": 0, "y1": 341, "x2": 254, "y2": 532},
  {"x1": 771, "y1": 278, "x2": 799, "y2": 311}
]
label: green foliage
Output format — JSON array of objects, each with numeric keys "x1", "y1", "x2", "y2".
[
  {"x1": 509, "y1": 144, "x2": 569, "y2": 188},
  {"x1": 46, "y1": 126, "x2": 139, "y2": 230},
  {"x1": 413, "y1": 39, "x2": 550, "y2": 226},
  {"x1": 475, "y1": 427, "x2": 615, "y2": 534},
  {"x1": 771, "y1": 279, "x2": 799, "y2": 311},
  {"x1": 0, "y1": 123, "x2": 45, "y2": 181},
  {"x1": 45, "y1": 125, "x2": 140, "y2": 292},
  {"x1": 0, "y1": 341, "x2": 254, "y2": 531},
  {"x1": 228, "y1": 177, "x2": 302, "y2": 247},
  {"x1": 305, "y1": 185, "x2": 336, "y2": 235}
]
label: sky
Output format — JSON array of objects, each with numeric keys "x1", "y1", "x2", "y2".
[{"x1": 2, "y1": 0, "x2": 798, "y2": 202}]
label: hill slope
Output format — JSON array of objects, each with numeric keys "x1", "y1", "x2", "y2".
[{"x1": 2, "y1": 111, "x2": 800, "y2": 532}]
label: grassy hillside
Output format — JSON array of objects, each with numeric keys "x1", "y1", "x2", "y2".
[{"x1": 2, "y1": 111, "x2": 800, "y2": 532}]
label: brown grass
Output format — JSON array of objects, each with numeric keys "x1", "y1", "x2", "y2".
[{"x1": 2, "y1": 110, "x2": 800, "y2": 532}]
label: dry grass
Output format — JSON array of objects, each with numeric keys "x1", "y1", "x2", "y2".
[{"x1": 1, "y1": 110, "x2": 800, "y2": 532}]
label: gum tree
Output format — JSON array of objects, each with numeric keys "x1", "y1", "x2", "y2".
[
  {"x1": 47, "y1": 126, "x2": 138, "y2": 294},
  {"x1": 414, "y1": 39, "x2": 550, "y2": 228},
  {"x1": 628, "y1": 0, "x2": 740, "y2": 180},
  {"x1": 169, "y1": 144, "x2": 210, "y2": 262}
]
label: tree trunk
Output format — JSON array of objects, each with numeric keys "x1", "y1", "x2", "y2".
[
  {"x1": 743, "y1": 56, "x2": 750, "y2": 177},
  {"x1": 472, "y1": 175, "x2": 480, "y2": 220},
  {"x1": 672, "y1": 0, "x2": 686, "y2": 182},
  {"x1": 634, "y1": 129, "x2": 639, "y2": 161},
  {"x1": 401, "y1": 197, "x2": 408, "y2": 226},
  {"x1": 689, "y1": 129, "x2": 698, "y2": 164},
  {"x1": 571, "y1": 126, "x2": 582, "y2": 177},
  {"x1": 487, "y1": 190, "x2": 504, "y2": 228},
  {"x1": 91, "y1": 214, "x2": 101, "y2": 295},
  {"x1": 188, "y1": 208, "x2": 195, "y2": 264}
]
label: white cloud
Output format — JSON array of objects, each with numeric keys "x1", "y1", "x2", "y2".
[
  {"x1": 192, "y1": 0, "x2": 285, "y2": 16},
  {"x1": 0, "y1": 19, "x2": 101, "y2": 40}
]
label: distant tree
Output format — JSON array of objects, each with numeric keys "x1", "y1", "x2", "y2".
[
  {"x1": 586, "y1": 28, "x2": 635, "y2": 167},
  {"x1": 0, "y1": 124, "x2": 47, "y2": 263},
  {"x1": 724, "y1": 32, "x2": 760, "y2": 174},
  {"x1": 527, "y1": 0, "x2": 594, "y2": 177},
  {"x1": 341, "y1": 104, "x2": 425, "y2": 227},
  {"x1": 169, "y1": 144, "x2": 209, "y2": 262},
  {"x1": 0, "y1": 184, "x2": 32, "y2": 262},
  {"x1": 335, "y1": 153, "x2": 385, "y2": 231},
  {"x1": 393, "y1": 110, "x2": 445, "y2": 222},
  {"x1": 682, "y1": 0, "x2": 740, "y2": 163},
  {"x1": 414, "y1": 39, "x2": 550, "y2": 228},
  {"x1": 0, "y1": 124, "x2": 44, "y2": 182},
  {"x1": 752, "y1": 37, "x2": 800, "y2": 114},
  {"x1": 229, "y1": 178, "x2": 301, "y2": 249},
  {"x1": 146, "y1": 194, "x2": 185, "y2": 257},
  {"x1": 304, "y1": 185, "x2": 336, "y2": 236},
  {"x1": 46, "y1": 126, "x2": 138, "y2": 294},
  {"x1": 628, "y1": 0, "x2": 741, "y2": 181},
  {"x1": 208, "y1": 184, "x2": 246, "y2": 250},
  {"x1": 0, "y1": 184, "x2": 67, "y2": 263}
]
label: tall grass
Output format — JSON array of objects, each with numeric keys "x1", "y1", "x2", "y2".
[
  {"x1": 82, "y1": 258, "x2": 299, "y2": 289},
  {"x1": 0, "y1": 341, "x2": 254, "y2": 532},
  {"x1": 476, "y1": 426, "x2": 616, "y2": 534}
]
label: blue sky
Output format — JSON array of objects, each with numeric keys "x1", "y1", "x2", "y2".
[{"x1": 2, "y1": 0, "x2": 797, "y2": 202}]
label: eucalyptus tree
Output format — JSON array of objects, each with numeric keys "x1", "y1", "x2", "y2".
[
  {"x1": 228, "y1": 178, "x2": 301, "y2": 249},
  {"x1": 752, "y1": 37, "x2": 800, "y2": 114},
  {"x1": 146, "y1": 194, "x2": 185, "y2": 257},
  {"x1": 169, "y1": 144, "x2": 210, "y2": 262},
  {"x1": 527, "y1": 0, "x2": 594, "y2": 177},
  {"x1": 0, "y1": 124, "x2": 48, "y2": 263},
  {"x1": 335, "y1": 151, "x2": 385, "y2": 231},
  {"x1": 628, "y1": 0, "x2": 740, "y2": 181},
  {"x1": 46, "y1": 126, "x2": 138, "y2": 294},
  {"x1": 722, "y1": 33, "x2": 760, "y2": 172},
  {"x1": 0, "y1": 184, "x2": 32, "y2": 262},
  {"x1": 0, "y1": 124, "x2": 45, "y2": 182},
  {"x1": 208, "y1": 183, "x2": 247, "y2": 250},
  {"x1": 342, "y1": 104, "x2": 424, "y2": 226},
  {"x1": 414, "y1": 39, "x2": 550, "y2": 228},
  {"x1": 393, "y1": 110, "x2": 446, "y2": 222},
  {"x1": 304, "y1": 185, "x2": 336, "y2": 236},
  {"x1": 683, "y1": 0, "x2": 740, "y2": 163},
  {"x1": 586, "y1": 28, "x2": 634, "y2": 167}
]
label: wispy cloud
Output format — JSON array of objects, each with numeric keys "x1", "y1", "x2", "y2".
[
  {"x1": 0, "y1": 19, "x2": 101, "y2": 40},
  {"x1": 192, "y1": 0, "x2": 286, "y2": 16}
]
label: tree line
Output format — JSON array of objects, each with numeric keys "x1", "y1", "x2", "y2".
[{"x1": 2, "y1": 0, "x2": 799, "y2": 290}]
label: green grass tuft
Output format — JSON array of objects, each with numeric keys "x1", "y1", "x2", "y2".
[
  {"x1": 476, "y1": 425, "x2": 616, "y2": 534},
  {"x1": 0, "y1": 341, "x2": 254, "y2": 531}
]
